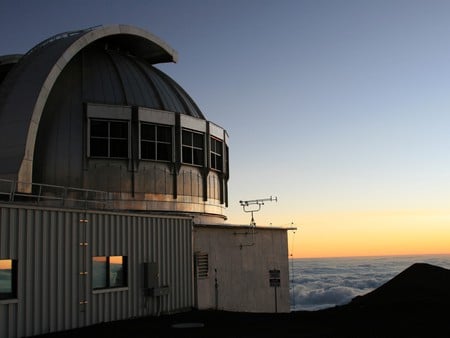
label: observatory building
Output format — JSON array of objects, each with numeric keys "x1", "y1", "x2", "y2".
[{"x1": 0, "y1": 25, "x2": 293, "y2": 337}]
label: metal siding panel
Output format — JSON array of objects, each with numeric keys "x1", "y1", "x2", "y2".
[
  {"x1": 136, "y1": 216, "x2": 142, "y2": 316},
  {"x1": 17, "y1": 208, "x2": 25, "y2": 338},
  {"x1": 84, "y1": 212, "x2": 92, "y2": 327},
  {"x1": 41, "y1": 210, "x2": 50, "y2": 333},
  {"x1": 24, "y1": 209, "x2": 34, "y2": 337},
  {"x1": 132, "y1": 216, "x2": 140, "y2": 316},
  {"x1": 172, "y1": 221, "x2": 179, "y2": 309},
  {"x1": 49, "y1": 211, "x2": 57, "y2": 332},
  {"x1": 104, "y1": 213, "x2": 110, "y2": 256},
  {"x1": 0, "y1": 208, "x2": 8, "y2": 256},
  {"x1": 56, "y1": 211, "x2": 64, "y2": 332},
  {"x1": 33, "y1": 209, "x2": 42, "y2": 335},
  {"x1": 0, "y1": 205, "x2": 194, "y2": 337},
  {"x1": 0, "y1": 300, "x2": 5, "y2": 338},
  {"x1": 126, "y1": 215, "x2": 133, "y2": 317},
  {"x1": 64, "y1": 213, "x2": 71, "y2": 329}
]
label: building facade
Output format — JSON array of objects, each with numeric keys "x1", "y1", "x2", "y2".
[{"x1": 0, "y1": 25, "x2": 292, "y2": 337}]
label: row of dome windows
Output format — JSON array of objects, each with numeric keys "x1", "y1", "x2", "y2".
[{"x1": 89, "y1": 119, "x2": 224, "y2": 171}]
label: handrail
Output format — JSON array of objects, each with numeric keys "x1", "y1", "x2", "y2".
[
  {"x1": 0, "y1": 178, "x2": 112, "y2": 210},
  {"x1": 24, "y1": 25, "x2": 101, "y2": 57}
]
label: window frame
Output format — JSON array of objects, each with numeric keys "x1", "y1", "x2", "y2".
[
  {"x1": 140, "y1": 122, "x2": 173, "y2": 162},
  {"x1": 210, "y1": 137, "x2": 223, "y2": 171},
  {"x1": 182, "y1": 129, "x2": 205, "y2": 166},
  {"x1": 92, "y1": 256, "x2": 128, "y2": 290},
  {"x1": 0, "y1": 259, "x2": 18, "y2": 300},
  {"x1": 89, "y1": 119, "x2": 130, "y2": 159}
]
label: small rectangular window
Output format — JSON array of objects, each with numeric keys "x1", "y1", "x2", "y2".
[
  {"x1": 182, "y1": 129, "x2": 204, "y2": 166},
  {"x1": 89, "y1": 119, "x2": 129, "y2": 158},
  {"x1": 109, "y1": 256, "x2": 126, "y2": 287},
  {"x1": 0, "y1": 259, "x2": 17, "y2": 300},
  {"x1": 93, "y1": 256, "x2": 127, "y2": 289},
  {"x1": 210, "y1": 137, "x2": 223, "y2": 171},
  {"x1": 92, "y1": 256, "x2": 107, "y2": 289},
  {"x1": 141, "y1": 123, "x2": 172, "y2": 161}
]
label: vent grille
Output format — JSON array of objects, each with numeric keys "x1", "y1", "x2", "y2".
[{"x1": 195, "y1": 252, "x2": 209, "y2": 279}]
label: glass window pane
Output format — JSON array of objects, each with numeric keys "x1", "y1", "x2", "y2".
[
  {"x1": 193, "y1": 149, "x2": 204, "y2": 166},
  {"x1": 182, "y1": 146, "x2": 192, "y2": 164},
  {"x1": 157, "y1": 126, "x2": 172, "y2": 142},
  {"x1": 182, "y1": 130, "x2": 192, "y2": 146},
  {"x1": 91, "y1": 120, "x2": 108, "y2": 137},
  {"x1": 110, "y1": 121, "x2": 128, "y2": 138},
  {"x1": 193, "y1": 133, "x2": 204, "y2": 148},
  {"x1": 141, "y1": 141, "x2": 156, "y2": 160},
  {"x1": 110, "y1": 139, "x2": 128, "y2": 158},
  {"x1": 109, "y1": 256, "x2": 125, "y2": 287},
  {"x1": 0, "y1": 260, "x2": 12, "y2": 296},
  {"x1": 216, "y1": 140, "x2": 223, "y2": 155},
  {"x1": 90, "y1": 139, "x2": 108, "y2": 157},
  {"x1": 157, "y1": 143, "x2": 171, "y2": 161},
  {"x1": 92, "y1": 257, "x2": 107, "y2": 289},
  {"x1": 141, "y1": 124, "x2": 155, "y2": 141},
  {"x1": 216, "y1": 156, "x2": 223, "y2": 170}
]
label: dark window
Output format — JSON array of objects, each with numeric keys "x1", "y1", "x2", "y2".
[
  {"x1": 90, "y1": 119, "x2": 128, "y2": 158},
  {"x1": 182, "y1": 130, "x2": 204, "y2": 166},
  {"x1": 93, "y1": 256, "x2": 128, "y2": 289},
  {"x1": 210, "y1": 137, "x2": 223, "y2": 171},
  {"x1": 0, "y1": 259, "x2": 17, "y2": 300},
  {"x1": 141, "y1": 123, "x2": 172, "y2": 161}
]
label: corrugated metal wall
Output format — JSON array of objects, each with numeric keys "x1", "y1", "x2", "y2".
[{"x1": 0, "y1": 204, "x2": 193, "y2": 338}]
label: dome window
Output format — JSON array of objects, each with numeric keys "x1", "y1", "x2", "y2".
[
  {"x1": 140, "y1": 123, "x2": 172, "y2": 161},
  {"x1": 89, "y1": 119, "x2": 129, "y2": 158},
  {"x1": 182, "y1": 129, "x2": 204, "y2": 166},
  {"x1": 210, "y1": 137, "x2": 223, "y2": 171}
]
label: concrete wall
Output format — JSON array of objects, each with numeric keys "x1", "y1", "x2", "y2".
[
  {"x1": 0, "y1": 204, "x2": 193, "y2": 338},
  {"x1": 193, "y1": 225, "x2": 290, "y2": 313}
]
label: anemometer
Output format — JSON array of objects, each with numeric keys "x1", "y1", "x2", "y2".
[{"x1": 239, "y1": 196, "x2": 277, "y2": 226}]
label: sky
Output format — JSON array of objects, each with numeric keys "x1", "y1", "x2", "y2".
[{"x1": 1, "y1": 0, "x2": 450, "y2": 258}]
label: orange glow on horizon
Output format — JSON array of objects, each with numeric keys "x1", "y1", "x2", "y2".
[{"x1": 286, "y1": 208, "x2": 450, "y2": 259}]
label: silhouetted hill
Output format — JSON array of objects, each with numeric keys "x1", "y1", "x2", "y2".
[
  {"x1": 350, "y1": 262, "x2": 450, "y2": 306},
  {"x1": 34, "y1": 263, "x2": 450, "y2": 338}
]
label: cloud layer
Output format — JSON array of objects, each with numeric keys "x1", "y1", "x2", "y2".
[{"x1": 289, "y1": 255, "x2": 450, "y2": 311}]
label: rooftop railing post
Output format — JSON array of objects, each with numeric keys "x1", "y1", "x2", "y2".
[{"x1": 9, "y1": 180, "x2": 16, "y2": 202}]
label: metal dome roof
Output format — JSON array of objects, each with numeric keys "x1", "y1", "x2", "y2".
[
  {"x1": 81, "y1": 44, "x2": 204, "y2": 118},
  {"x1": 0, "y1": 25, "x2": 206, "y2": 188}
]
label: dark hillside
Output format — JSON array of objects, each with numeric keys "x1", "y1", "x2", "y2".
[
  {"x1": 34, "y1": 263, "x2": 450, "y2": 338},
  {"x1": 350, "y1": 262, "x2": 450, "y2": 306}
]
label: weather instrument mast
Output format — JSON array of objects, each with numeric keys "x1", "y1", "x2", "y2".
[{"x1": 239, "y1": 196, "x2": 277, "y2": 226}]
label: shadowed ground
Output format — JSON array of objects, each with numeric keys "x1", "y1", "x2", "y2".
[{"x1": 33, "y1": 263, "x2": 450, "y2": 338}]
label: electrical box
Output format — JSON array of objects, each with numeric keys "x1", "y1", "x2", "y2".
[{"x1": 143, "y1": 262, "x2": 159, "y2": 289}]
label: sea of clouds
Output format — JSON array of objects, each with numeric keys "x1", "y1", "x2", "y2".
[{"x1": 289, "y1": 254, "x2": 450, "y2": 311}]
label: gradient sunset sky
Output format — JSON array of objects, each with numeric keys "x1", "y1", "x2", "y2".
[{"x1": 1, "y1": 0, "x2": 449, "y2": 258}]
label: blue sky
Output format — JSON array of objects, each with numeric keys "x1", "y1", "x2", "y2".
[{"x1": 2, "y1": 0, "x2": 450, "y2": 256}]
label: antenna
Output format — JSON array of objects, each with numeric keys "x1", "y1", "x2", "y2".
[{"x1": 239, "y1": 196, "x2": 277, "y2": 226}]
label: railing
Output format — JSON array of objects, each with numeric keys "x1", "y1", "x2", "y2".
[
  {"x1": 0, "y1": 179, "x2": 112, "y2": 210},
  {"x1": 24, "y1": 25, "x2": 101, "y2": 57}
]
